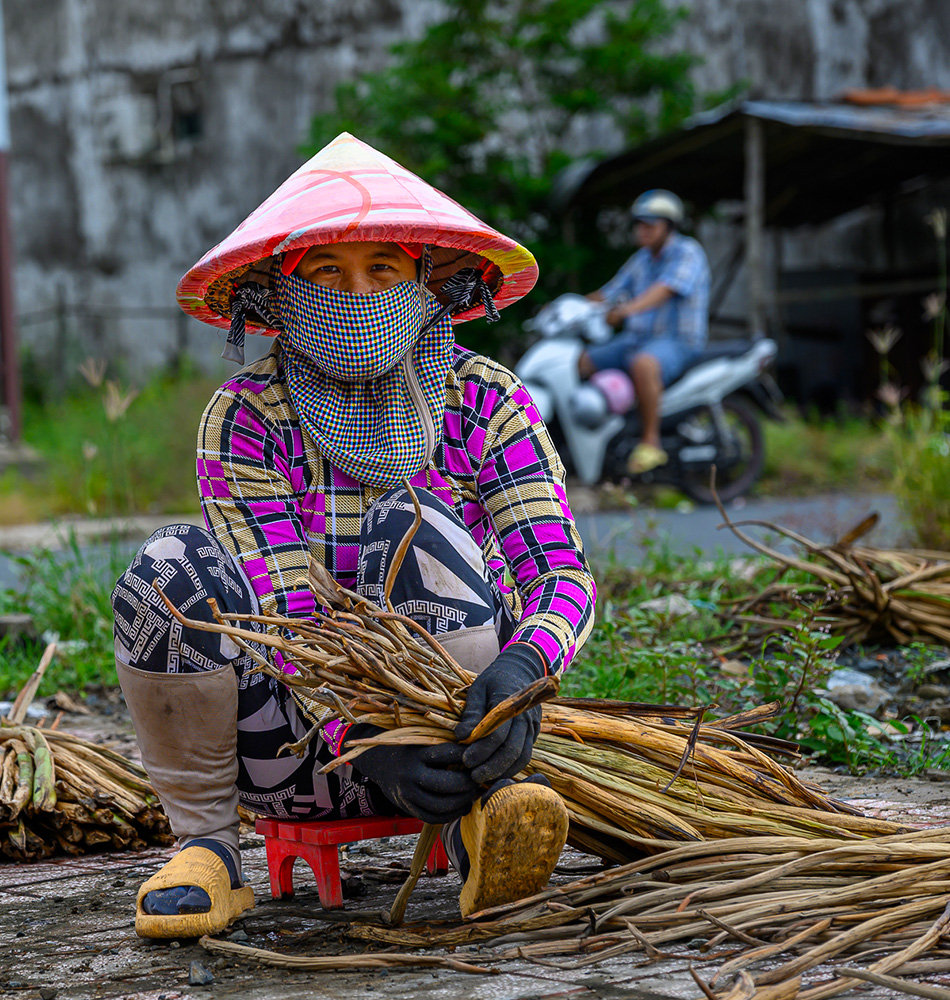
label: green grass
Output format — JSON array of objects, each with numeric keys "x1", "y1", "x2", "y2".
[
  {"x1": 562, "y1": 543, "x2": 754, "y2": 703},
  {"x1": 0, "y1": 365, "x2": 218, "y2": 523},
  {"x1": 889, "y1": 393, "x2": 950, "y2": 550},
  {"x1": 0, "y1": 533, "x2": 130, "y2": 696},
  {"x1": 759, "y1": 408, "x2": 893, "y2": 497}
]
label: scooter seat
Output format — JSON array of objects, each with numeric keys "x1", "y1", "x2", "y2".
[
  {"x1": 665, "y1": 340, "x2": 755, "y2": 387},
  {"x1": 697, "y1": 340, "x2": 754, "y2": 362}
]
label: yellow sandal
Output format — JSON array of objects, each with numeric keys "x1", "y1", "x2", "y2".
[
  {"x1": 135, "y1": 845, "x2": 255, "y2": 939},
  {"x1": 627, "y1": 442, "x2": 669, "y2": 475},
  {"x1": 458, "y1": 781, "x2": 568, "y2": 918}
]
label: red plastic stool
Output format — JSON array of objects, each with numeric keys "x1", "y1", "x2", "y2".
[{"x1": 256, "y1": 816, "x2": 450, "y2": 909}]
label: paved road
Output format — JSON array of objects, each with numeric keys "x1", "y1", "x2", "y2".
[
  {"x1": 575, "y1": 491, "x2": 905, "y2": 566},
  {"x1": 0, "y1": 514, "x2": 204, "y2": 593},
  {"x1": 0, "y1": 494, "x2": 906, "y2": 593}
]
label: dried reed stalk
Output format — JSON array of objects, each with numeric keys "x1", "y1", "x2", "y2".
[
  {"x1": 713, "y1": 498, "x2": 950, "y2": 647},
  {"x1": 205, "y1": 829, "x2": 950, "y2": 998},
  {"x1": 198, "y1": 934, "x2": 495, "y2": 974}
]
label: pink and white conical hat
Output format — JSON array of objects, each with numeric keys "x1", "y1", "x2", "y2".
[{"x1": 177, "y1": 132, "x2": 539, "y2": 334}]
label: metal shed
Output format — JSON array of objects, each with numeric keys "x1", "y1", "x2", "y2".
[{"x1": 556, "y1": 95, "x2": 950, "y2": 349}]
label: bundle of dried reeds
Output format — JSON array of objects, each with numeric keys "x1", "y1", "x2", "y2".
[
  {"x1": 200, "y1": 828, "x2": 950, "y2": 999},
  {"x1": 0, "y1": 725, "x2": 174, "y2": 860},
  {"x1": 0, "y1": 645, "x2": 172, "y2": 861},
  {"x1": 715, "y1": 499, "x2": 950, "y2": 648},
  {"x1": 342, "y1": 828, "x2": 950, "y2": 998},
  {"x1": 155, "y1": 489, "x2": 906, "y2": 861}
]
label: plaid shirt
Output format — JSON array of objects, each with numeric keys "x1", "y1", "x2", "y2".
[
  {"x1": 599, "y1": 233, "x2": 710, "y2": 349},
  {"x1": 197, "y1": 343, "x2": 595, "y2": 674}
]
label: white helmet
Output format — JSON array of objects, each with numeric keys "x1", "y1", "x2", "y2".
[
  {"x1": 630, "y1": 189, "x2": 684, "y2": 227},
  {"x1": 568, "y1": 383, "x2": 610, "y2": 429}
]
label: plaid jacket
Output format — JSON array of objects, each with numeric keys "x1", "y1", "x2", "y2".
[{"x1": 197, "y1": 343, "x2": 595, "y2": 674}]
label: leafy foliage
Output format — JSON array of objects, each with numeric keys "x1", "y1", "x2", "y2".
[
  {"x1": 305, "y1": 0, "x2": 702, "y2": 353},
  {"x1": 0, "y1": 532, "x2": 131, "y2": 694}
]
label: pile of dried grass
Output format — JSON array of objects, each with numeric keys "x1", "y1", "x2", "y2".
[{"x1": 714, "y1": 500, "x2": 950, "y2": 648}]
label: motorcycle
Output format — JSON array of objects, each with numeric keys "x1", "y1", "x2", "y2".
[{"x1": 515, "y1": 294, "x2": 784, "y2": 503}]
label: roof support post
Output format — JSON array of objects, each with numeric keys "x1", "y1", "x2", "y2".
[
  {"x1": 744, "y1": 116, "x2": 766, "y2": 337},
  {"x1": 0, "y1": 0, "x2": 20, "y2": 443}
]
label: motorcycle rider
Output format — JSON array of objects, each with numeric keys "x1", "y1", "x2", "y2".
[{"x1": 578, "y1": 190, "x2": 710, "y2": 475}]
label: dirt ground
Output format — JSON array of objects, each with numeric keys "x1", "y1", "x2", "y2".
[{"x1": 3, "y1": 701, "x2": 950, "y2": 1000}]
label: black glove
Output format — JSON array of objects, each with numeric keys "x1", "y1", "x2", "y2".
[
  {"x1": 454, "y1": 643, "x2": 547, "y2": 784},
  {"x1": 344, "y1": 725, "x2": 481, "y2": 825}
]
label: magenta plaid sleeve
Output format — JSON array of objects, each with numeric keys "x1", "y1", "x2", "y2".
[
  {"x1": 197, "y1": 360, "x2": 316, "y2": 621},
  {"x1": 458, "y1": 357, "x2": 596, "y2": 674}
]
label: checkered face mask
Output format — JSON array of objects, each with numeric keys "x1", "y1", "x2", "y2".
[
  {"x1": 275, "y1": 274, "x2": 427, "y2": 382},
  {"x1": 274, "y1": 270, "x2": 454, "y2": 487}
]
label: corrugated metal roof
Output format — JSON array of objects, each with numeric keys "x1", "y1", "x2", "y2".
[
  {"x1": 743, "y1": 99, "x2": 950, "y2": 141},
  {"x1": 560, "y1": 98, "x2": 950, "y2": 225}
]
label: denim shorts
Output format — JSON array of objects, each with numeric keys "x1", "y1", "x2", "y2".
[{"x1": 587, "y1": 333, "x2": 700, "y2": 387}]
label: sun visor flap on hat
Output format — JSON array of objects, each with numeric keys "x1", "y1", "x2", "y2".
[{"x1": 281, "y1": 247, "x2": 308, "y2": 275}]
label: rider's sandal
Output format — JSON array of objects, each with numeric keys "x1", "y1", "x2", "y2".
[
  {"x1": 135, "y1": 840, "x2": 254, "y2": 939},
  {"x1": 627, "y1": 442, "x2": 669, "y2": 476},
  {"x1": 455, "y1": 774, "x2": 568, "y2": 918}
]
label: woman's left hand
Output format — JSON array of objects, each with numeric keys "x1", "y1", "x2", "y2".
[{"x1": 454, "y1": 643, "x2": 547, "y2": 784}]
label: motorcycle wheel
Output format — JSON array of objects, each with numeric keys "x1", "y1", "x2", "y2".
[{"x1": 678, "y1": 396, "x2": 764, "y2": 504}]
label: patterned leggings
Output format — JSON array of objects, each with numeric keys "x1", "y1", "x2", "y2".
[{"x1": 112, "y1": 487, "x2": 512, "y2": 822}]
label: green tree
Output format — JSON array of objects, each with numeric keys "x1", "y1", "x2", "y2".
[{"x1": 305, "y1": 0, "x2": 699, "y2": 353}]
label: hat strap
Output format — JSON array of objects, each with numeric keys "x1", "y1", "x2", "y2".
[
  {"x1": 225, "y1": 283, "x2": 282, "y2": 365},
  {"x1": 418, "y1": 267, "x2": 500, "y2": 336}
]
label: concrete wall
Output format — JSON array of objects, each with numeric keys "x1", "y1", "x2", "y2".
[
  {"x1": 679, "y1": 0, "x2": 950, "y2": 101},
  {"x1": 5, "y1": 0, "x2": 950, "y2": 379},
  {"x1": 6, "y1": 0, "x2": 442, "y2": 378}
]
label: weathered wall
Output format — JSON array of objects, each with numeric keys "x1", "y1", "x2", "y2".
[
  {"x1": 6, "y1": 0, "x2": 442, "y2": 376},
  {"x1": 5, "y1": 0, "x2": 950, "y2": 378},
  {"x1": 679, "y1": 0, "x2": 950, "y2": 101}
]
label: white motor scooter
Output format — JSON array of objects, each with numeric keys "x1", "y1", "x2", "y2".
[{"x1": 515, "y1": 294, "x2": 783, "y2": 502}]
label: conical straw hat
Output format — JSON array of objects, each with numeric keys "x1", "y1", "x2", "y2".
[{"x1": 177, "y1": 132, "x2": 538, "y2": 334}]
